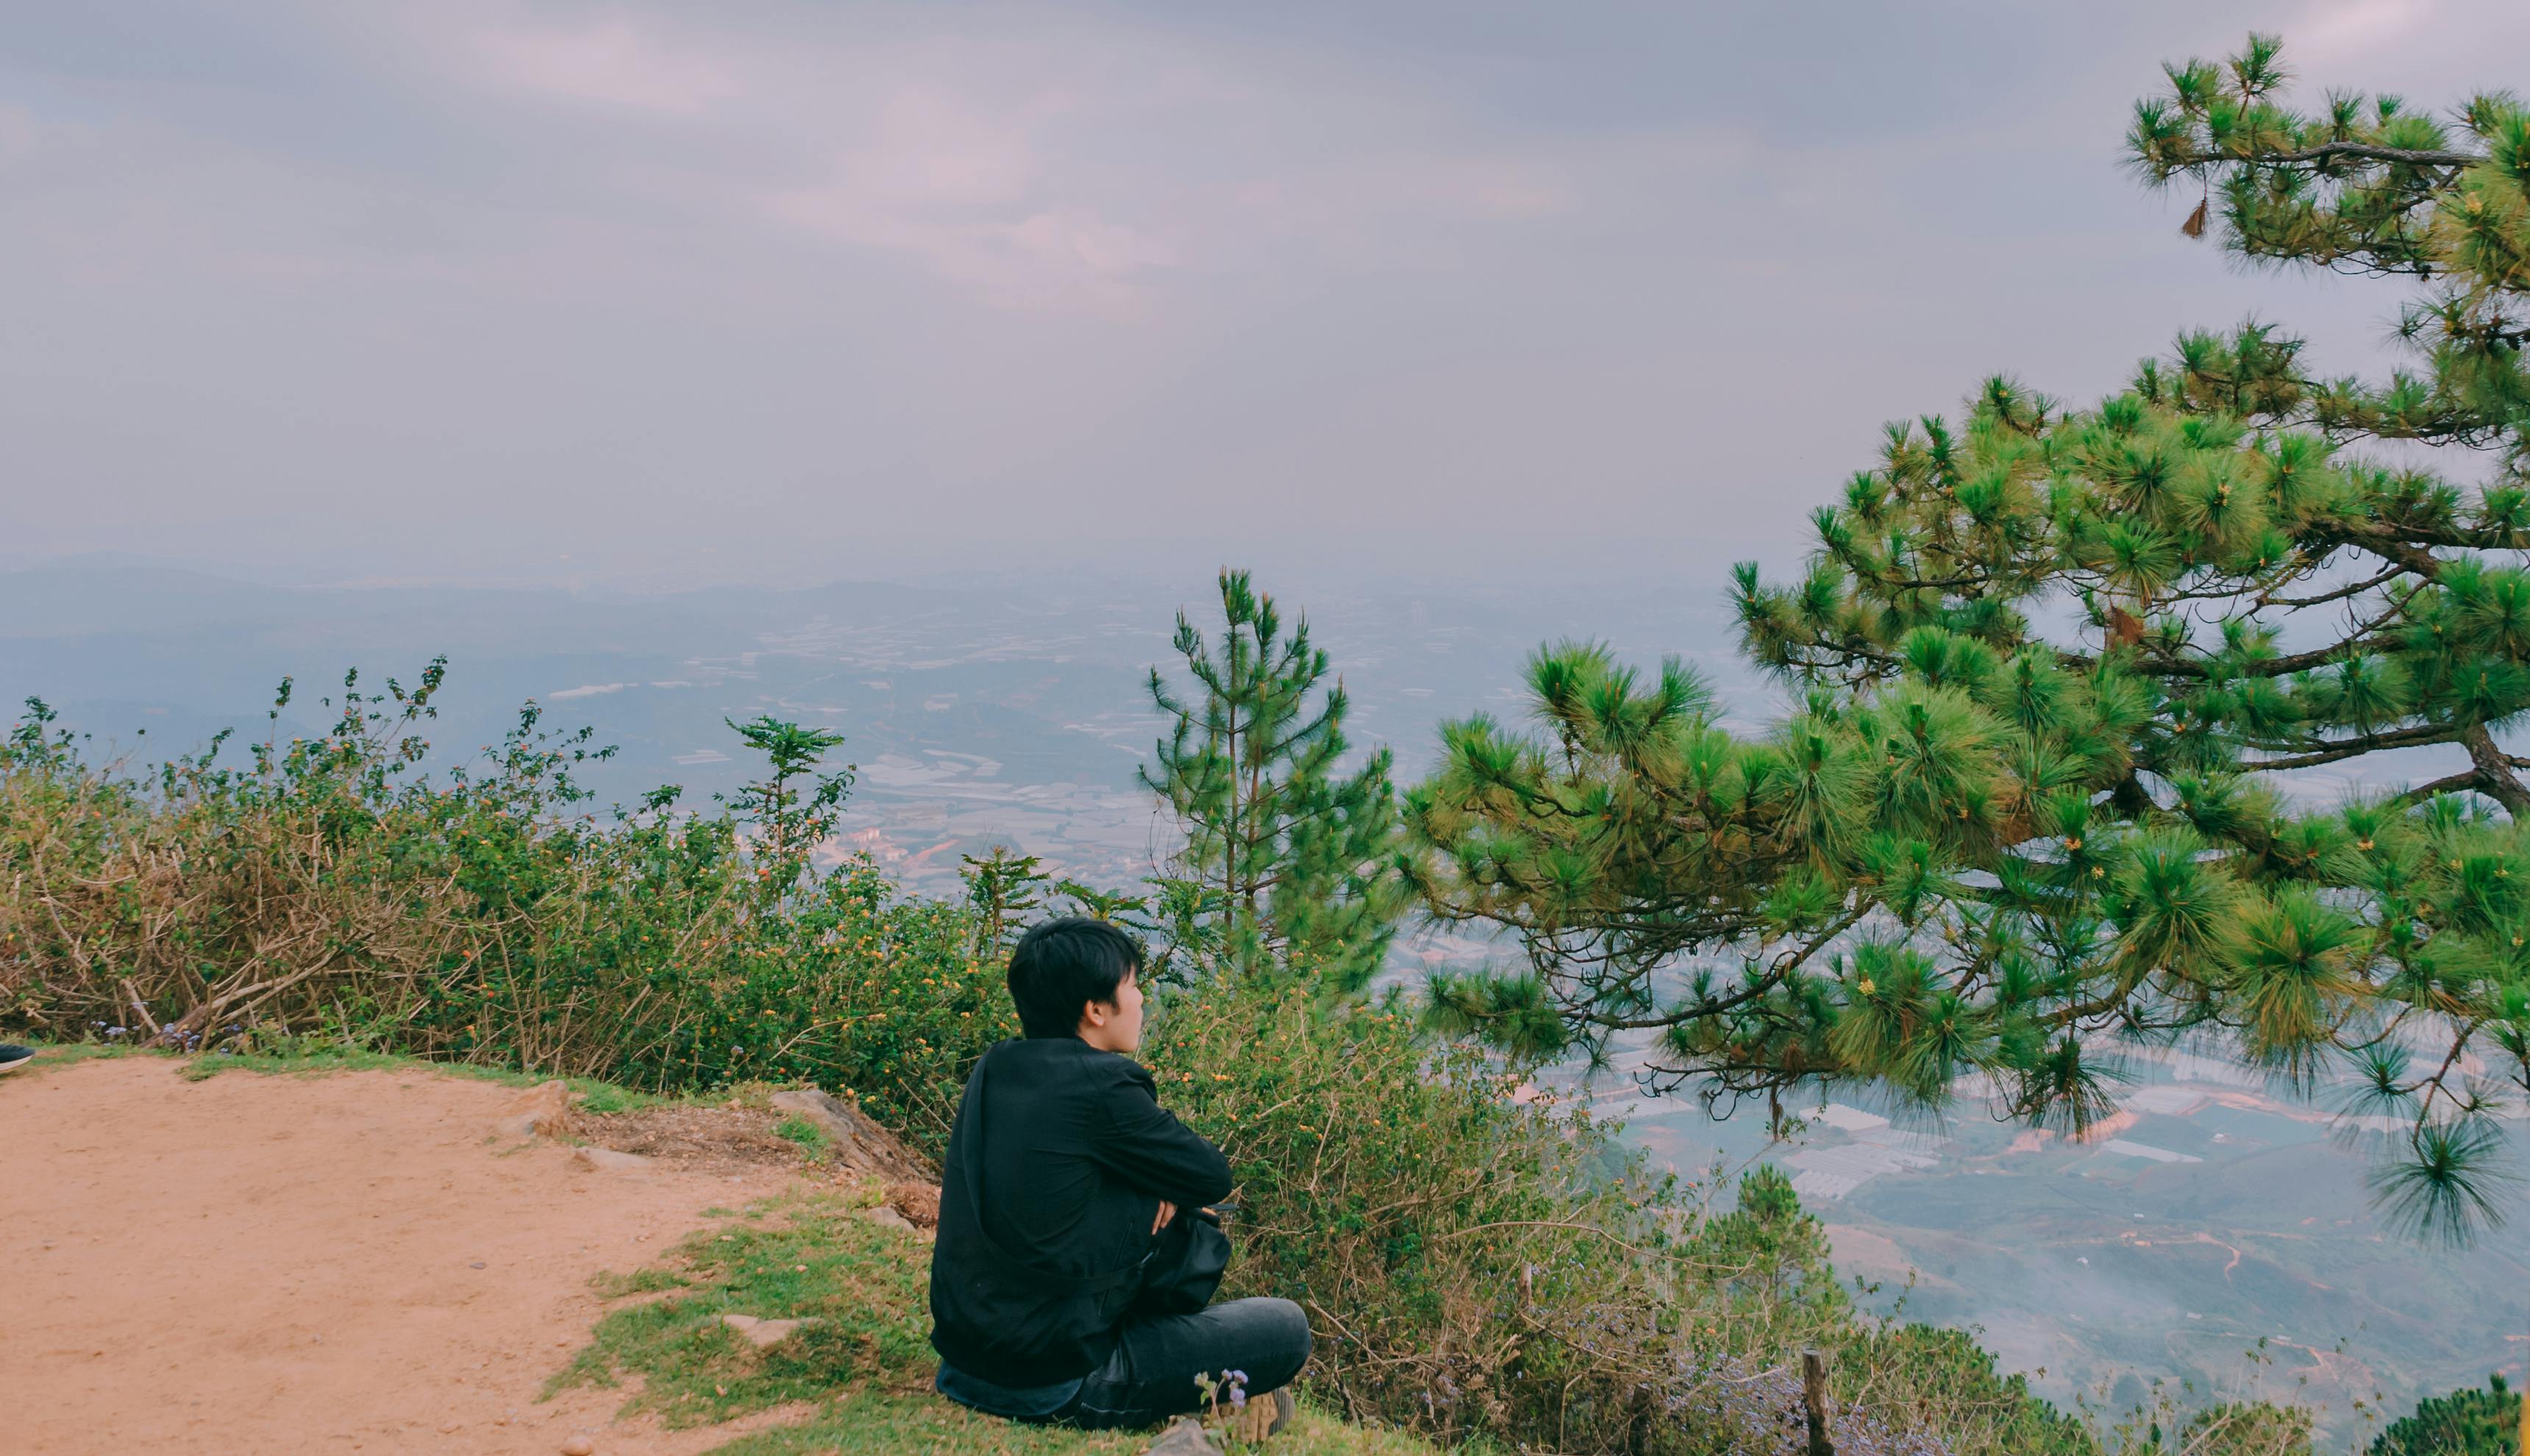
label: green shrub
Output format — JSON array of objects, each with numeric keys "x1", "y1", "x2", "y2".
[
  {"x1": 0, "y1": 669, "x2": 1012, "y2": 1149},
  {"x1": 1136, "y1": 970, "x2": 2111, "y2": 1455},
  {"x1": 1138, "y1": 973, "x2": 1702, "y2": 1449},
  {"x1": 2371, "y1": 1374, "x2": 2521, "y2": 1456}
]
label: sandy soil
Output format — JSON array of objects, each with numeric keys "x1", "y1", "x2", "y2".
[{"x1": 3, "y1": 1057, "x2": 818, "y2": 1456}]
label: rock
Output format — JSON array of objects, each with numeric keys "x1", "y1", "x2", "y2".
[
  {"x1": 569, "y1": 1147, "x2": 651, "y2": 1173},
  {"x1": 767, "y1": 1088, "x2": 935, "y2": 1182},
  {"x1": 717, "y1": 1313, "x2": 820, "y2": 1349},
  {"x1": 1143, "y1": 1417, "x2": 1220, "y2": 1455},
  {"x1": 560, "y1": 1437, "x2": 595, "y2": 1456},
  {"x1": 860, "y1": 1205, "x2": 915, "y2": 1232},
  {"x1": 885, "y1": 1180, "x2": 941, "y2": 1229},
  {"x1": 491, "y1": 1080, "x2": 578, "y2": 1141}
]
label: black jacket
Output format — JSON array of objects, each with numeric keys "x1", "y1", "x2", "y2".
[{"x1": 928, "y1": 1037, "x2": 1233, "y2": 1386}]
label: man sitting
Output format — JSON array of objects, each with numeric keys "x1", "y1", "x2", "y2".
[{"x1": 930, "y1": 917, "x2": 1310, "y2": 1435}]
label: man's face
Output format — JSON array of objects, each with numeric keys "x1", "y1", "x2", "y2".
[{"x1": 1077, "y1": 969, "x2": 1144, "y2": 1054}]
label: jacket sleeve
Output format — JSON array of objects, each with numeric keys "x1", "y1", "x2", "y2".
[{"x1": 1089, "y1": 1062, "x2": 1233, "y2": 1205}]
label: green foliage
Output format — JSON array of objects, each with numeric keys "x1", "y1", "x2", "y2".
[
  {"x1": 2129, "y1": 33, "x2": 2529, "y2": 461},
  {"x1": 1144, "y1": 570, "x2": 1407, "y2": 991},
  {"x1": 772, "y1": 1116, "x2": 833, "y2": 1158},
  {"x1": 1138, "y1": 574, "x2": 2321, "y2": 1454},
  {"x1": 0, "y1": 671, "x2": 1014, "y2": 1152},
  {"x1": 1409, "y1": 639, "x2": 2153, "y2": 1131},
  {"x1": 2370, "y1": 1373, "x2": 2522, "y2": 1456},
  {"x1": 2176, "y1": 1400, "x2": 2315, "y2": 1456},
  {"x1": 961, "y1": 845, "x2": 1051, "y2": 954},
  {"x1": 1838, "y1": 1326, "x2": 2097, "y2": 1456},
  {"x1": 721, "y1": 715, "x2": 852, "y2": 867},
  {"x1": 1137, "y1": 969, "x2": 2098, "y2": 1455},
  {"x1": 1140, "y1": 972, "x2": 1706, "y2": 1449},
  {"x1": 1413, "y1": 33, "x2": 2530, "y2": 1235}
]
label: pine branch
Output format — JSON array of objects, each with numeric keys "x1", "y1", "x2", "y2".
[{"x1": 2259, "y1": 140, "x2": 2483, "y2": 169}]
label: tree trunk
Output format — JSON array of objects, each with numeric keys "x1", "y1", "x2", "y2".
[{"x1": 1801, "y1": 1349, "x2": 1833, "y2": 1456}]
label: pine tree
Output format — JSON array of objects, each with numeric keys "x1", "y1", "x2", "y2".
[
  {"x1": 722, "y1": 715, "x2": 851, "y2": 882},
  {"x1": 2370, "y1": 1373, "x2": 2520, "y2": 1456},
  {"x1": 960, "y1": 845, "x2": 1049, "y2": 954},
  {"x1": 1412, "y1": 35, "x2": 2530, "y2": 1233},
  {"x1": 1145, "y1": 569, "x2": 1404, "y2": 990}
]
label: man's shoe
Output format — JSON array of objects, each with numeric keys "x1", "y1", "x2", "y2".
[
  {"x1": 1223, "y1": 1387, "x2": 1294, "y2": 1443},
  {"x1": 0, "y1": 1044, "x2": 35, "y2": 1074}
]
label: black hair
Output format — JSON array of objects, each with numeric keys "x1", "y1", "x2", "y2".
[{"x1": 1006, "y1": 917, "x2": 1144, "y2": 1039}]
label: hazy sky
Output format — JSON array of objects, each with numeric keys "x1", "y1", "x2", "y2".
[{"x1": 6, "y1": 1, "x2": 2528, "y2": 589}]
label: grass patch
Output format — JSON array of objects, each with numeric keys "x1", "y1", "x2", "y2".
[
  {"x1": 699, "y1": 1392, "x2": 1446, "y2": 1455},
  {"x1": 13, "y1": 1037, "x2": 683, "y2": 1113},
  {"x1": 169, "y1": 1040, "x2": 666, "y2": 1111},
  {"x1": 770, "y1": 1115, "x2": 832, "y2": 1159},
  {"x1": 588, "y1": 1267, "x2": 691, "y2": 1299},
  {"x1": 1, "y1": 1041, "x2": 132, "y2": 1079},
  {"x1": 551, "y1": 1191, "x2": 938, "y2": 1426},
  {"x1": 556, "y1": 1190, "x2": 1455, "y2": 1455}
]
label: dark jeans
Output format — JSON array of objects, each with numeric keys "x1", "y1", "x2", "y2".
[
  {"x1": 1066, "y1": 1296, "x2": 1312, "y2": 1430},
  {"x1": 937, "y1": 1296, "x2": 1312, "y2": 1432}
]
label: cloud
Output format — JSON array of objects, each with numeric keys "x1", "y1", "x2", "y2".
[
  {"x1": 769, "y1": 190, "x2": 1175, "y2": 301},
  {"x1": 429, "y1": 6, "x2": 1575, "y2": 306},
  {"x1": 754, "y1": 80, "x2": 1177, "y2": 304},
  {"x1": 0, "y1": 102, "x2": 52, "y2": 168},
  {"x1": 2292, "y1": 0, "x2": 2440, "y2": 64},
  {"x1": 474, "y1": 19, "x2": 735, "y2": 114}
]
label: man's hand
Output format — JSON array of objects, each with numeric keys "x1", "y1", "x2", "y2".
[{"x1": 1152, "y1": 1199, "x2": 1177, "y2": 1235}]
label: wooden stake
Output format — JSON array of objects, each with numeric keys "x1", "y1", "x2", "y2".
[{"x1": 1802, "y1": 1349, "x2": 1834, "y2": 1456}]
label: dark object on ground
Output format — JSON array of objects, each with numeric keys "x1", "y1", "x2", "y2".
[
  {"x1": 885, "y1": 1180, "x2": 941, "y2": 1229},
  {"x1": 0, "y1": 1044, "x2": 34, "y2": 1074},
  {"x1": 1242, "y1": 1387, "x2": 1294, "y2": 1441},
  {"x1": 1142, "y1": 1418, "x2": 1216, "y2": 1455}
]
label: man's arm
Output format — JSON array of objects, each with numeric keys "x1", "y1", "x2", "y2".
[{"x1": 1090, "y1": 1063, "x2": 1233, "y2": 1206}]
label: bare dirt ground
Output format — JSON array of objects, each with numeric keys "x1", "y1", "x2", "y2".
[{"x1": 2, "y1": 1056, "x2": 833, "y2": 1456}]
